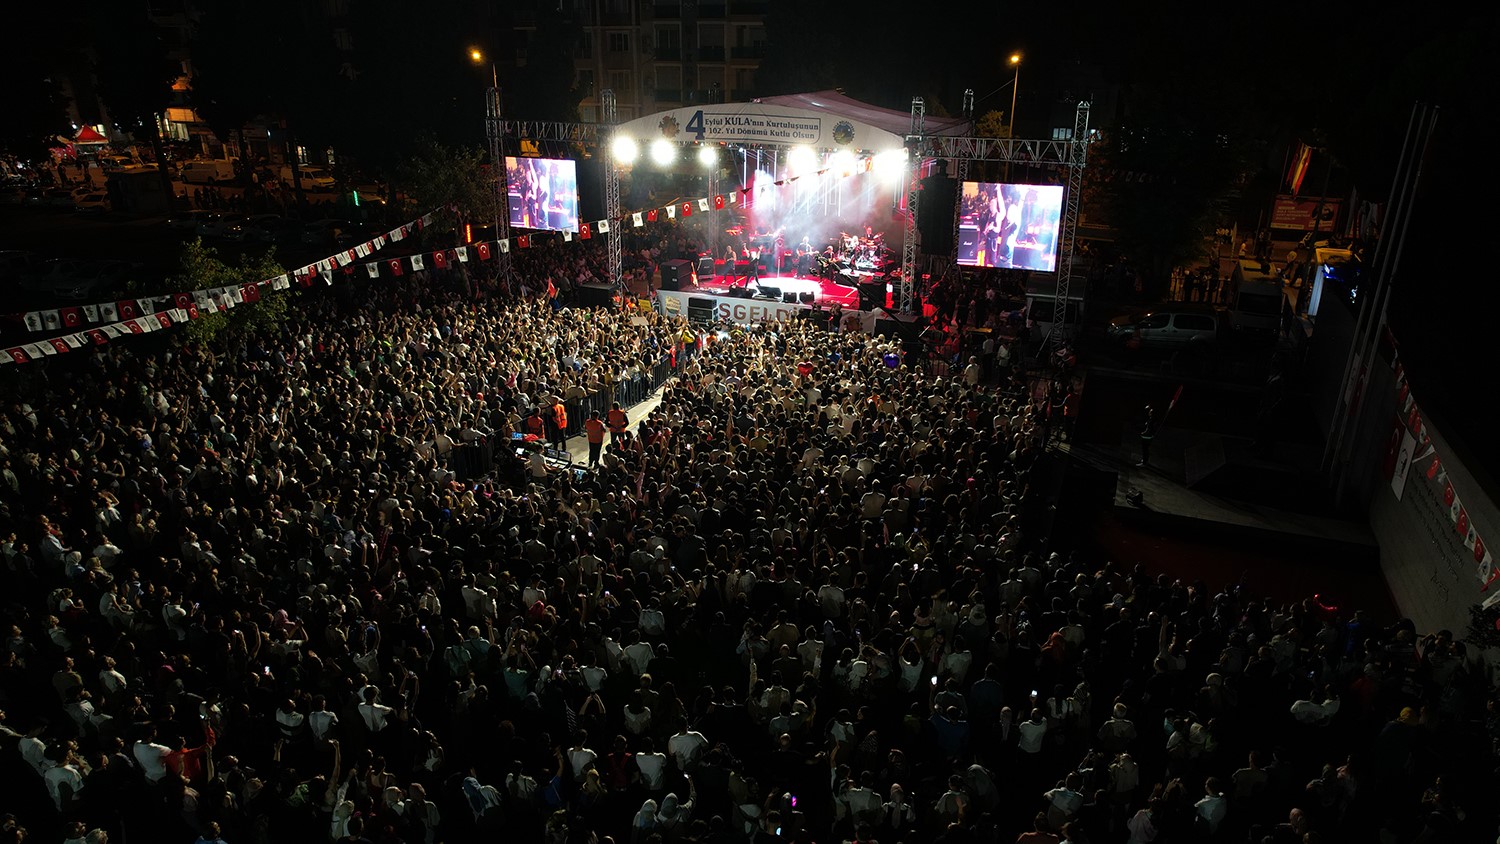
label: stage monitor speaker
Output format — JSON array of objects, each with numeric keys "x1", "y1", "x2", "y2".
[
  {"x1": 783, "y1": 291, "x2": 798, "y2": 304},
  {"x1": 858, "y1": 281, "x2": 885, "y2": 310},
  {"x1": 697, "y1": 255, "x2": 715, "y2": 278},
  {"x1": 755, "y1": 285, "x2": 781, "y2": 300},
  {"x1": 687, "y1": 296, "x2": 716, "y2": 323},
  {"x1": 575, "y1": 283, "x2": 616, "y2": 309},
  {"x1": 661, "y1": 259, "x2": 694, "y2": 291}
]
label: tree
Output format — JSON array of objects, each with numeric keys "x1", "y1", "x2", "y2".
[
  {"x1": 395, "y1": 137, "x2": 495, "y2": 233},
  {"x1": 91, "y1": 5, "x2": 179, "y2": 203},
  {"x1": 133, "y1": 240, "x2": 289, "y2": 345}
]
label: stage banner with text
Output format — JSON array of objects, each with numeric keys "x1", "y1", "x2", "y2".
[
  {"x1": 1271, "y1": 196, "x2": 1342, "y2": 231},
  {"x1": 616, "y1": 104, "x2": 904, "y2": 151},
  {"x1": 656, "y1": 290, "x2": 878, "y2": 333}
]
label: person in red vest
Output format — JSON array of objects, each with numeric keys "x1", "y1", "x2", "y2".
[
  {"x1": 524, "y1": 410, "x2": 545, "y2": 440},
  {"x1": 606, "y1": 402, "x2": 629, "y2": 447},
  {"x1": 584, "y1": 411, "x2": 607, "y2": 467},
  {"x1": 549, "y1": 398, "x2": 569, "y2": 450}
]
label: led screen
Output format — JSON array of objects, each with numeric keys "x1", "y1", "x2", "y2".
[
  {"x1": 956, "y1": 182, "x2": 1064, "y2": 271},
  {"x1": 506, "y1": 157, "x2": 580, "y2": 233}
]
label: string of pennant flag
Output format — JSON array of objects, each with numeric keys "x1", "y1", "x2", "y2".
[
  {"x1": 0, "y1": 208, "x2": 446, "y2": 365},
  {"x1": 1, "y1": 166, "x2": 872, "y2": 366},
  {"x1": 1388, "y1": 353, "x2": 1498, "y2": 603}
]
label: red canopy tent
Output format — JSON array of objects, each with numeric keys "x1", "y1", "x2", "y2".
[{"x1": 73, "y1": 126, "x2": 108, "y2": 144}]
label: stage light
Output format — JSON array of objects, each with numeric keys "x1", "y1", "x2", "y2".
[
  {"x1": 787, "y1": 145, "x2": 816, "y2": 173},
  {"x1": 697, "y1": 145, "x2": 718, "y2": 168},
  {"x1": 611, "y1": 136, "x2": 639, "y2": 164},
  {"x1": 875, "y1": 149, "x2": 907, "y2": 182},
  {"x1": 650, "y1": 139, "x2": 677, "y2": 166},
  {"x1": 829, "y1": 150, "x2": 856, "y2": 177}
]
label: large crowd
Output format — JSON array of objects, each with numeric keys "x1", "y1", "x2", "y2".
[{"x1": 0, "y1": 235, "x2": 1492, "y2": 844}]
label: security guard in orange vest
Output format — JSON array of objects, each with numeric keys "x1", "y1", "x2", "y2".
[
  {"x1": 550, "y1": 399, "x2": 569, "y2": 449},
  {"x1": 584, "y1": 411, "x2": 608, "y2": 466},
  {"x1": 606, "y1": 402, "x2": 629, "y2": 446}
]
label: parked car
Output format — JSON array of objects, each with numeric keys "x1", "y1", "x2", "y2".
[
  {"x1": 27, "y1": 188, "x2": 76, "y2": 209},
  {"x1": 0, "y1": 250, "x2": 40, "y2": 283},
  {"x1": 242, "y1": 213, "x2": 291, "y2": 243},
  {"x1": 300, "y1": 219, "x2": 356, "y2": 246},
  {"x1": 196, "y1": 213, "x2": 247, "y2": 240},
  {"x1": 165, "y1": 209, "x2": 219, "y2": 232},
  {"x1": 1107, "y1": 306, "x2": 1223, "y2": 351},
  {"x1": 74, "y1": 192, "x2": 110, "y2": 213}
]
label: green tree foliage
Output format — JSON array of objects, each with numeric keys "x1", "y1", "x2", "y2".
[
  {"x1": 395, "y1": 137, "x2": 494, "y2": 232},
  {"x1": 135, "y1": 239, "x2": 289, "y2": 345}
]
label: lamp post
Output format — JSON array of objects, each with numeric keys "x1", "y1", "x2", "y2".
[
  {"x1": 471, "y1": 47, "x2": 506, "y2": 252},
  {"x1": 1007, "y1": 53, "x2": 1021, "y2": 137}
]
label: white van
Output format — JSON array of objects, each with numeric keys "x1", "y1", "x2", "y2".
[
  {"x1": 1229, "y1": 259, "x2": 1288, "y2": 332},
  {"x1": 278, "y1": 165, "x2": 335, "y2": 190},
  {"x1": 181, "y1": 160, "x2": 237, "y2": 184}
]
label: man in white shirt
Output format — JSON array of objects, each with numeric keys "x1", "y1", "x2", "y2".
[
  {"x1": 622, "y1": 632, "x2": 655, "y2": 677},
  {"x1": 1195, "y1": 777, "x2": 1228, "y2": 834},
  {"x1": 44, "y1": 756, "x2": 85, "y2": 810},
  {"x1": 567, "y1": 731, "x2": 598, "y2": 782},
  {"x1": 132, "y1": 730, "x2": 172, "y2": 783},
  {"x1": 358, "y1": 688, "x2": 393, "y2": 732},
  {"x1": 1017, "y1": 709, "x2": 1048, "y2": 755},
  {"x1": 635, "y1": 739, "x2": 668, "y2": 791},
  {"x1": 308, "y1": 696, "x2": 338, "y2": 741},
  {"x1": 666, "y1": 720, "x2": 708, "y2": 771}
]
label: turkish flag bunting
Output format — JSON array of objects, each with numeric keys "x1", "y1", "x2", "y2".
[
  {"x1": 87, "y1": 330, "x2": 108, "y2": 345},
  {"x1": 1444, "y1": 481, "x2": 1456, "y2": 506},
  {"x1": 124, "y1": 320, "x2": 143, "y2": 335},
  {"x1": 174, "y1": 293, "x2": 193, "y2": 310},
  {"x1": 117, "y1": 300, "x2": 139, "y2": 320},
  {"x1": 186, "y1": 303, "x2": 200, "y2": 320},
  {"x1": 49, "y1": 338, "x2": 69, "y2": 354},
  {"x1": 1458, "y1": 507, "x2": 1470, "y2": 537},
  {"x1": 7, "y1": 348, "x2": 29, "y2": 364},
  {"x1": 433, "y1": 251, "x2": 448, "y2": 269},
  {"x1": 518, "y1": 236, "x2": 530, "y2": 248},
  {"x1": 155, "y1": 312, "x2": 172, "y2": 329},
  {"x1": 242, "y1": 285, "x2": 261, "y2": 303},
  {"x1": 1479, "y1": 536, "x2": 1489, "y2": 563},
  {"x1": 714, "y1": 195, "x2": 725, "y2": 209},
  {"x1": 60, "y1": 308, "x2": 82, "y2": 328},
  {"x1": 366, "y1": 263, "x2": 380, "y2": 278},
  {"x1": 580, "y1": 223, "x2": 591, "y2": 240},
  {"x1": 647, "y1": 209, "x2": 658, "y2": 222},
  {"x1": 476, "y1": 242, "x2": 492, "y2": 260},
  {"x1": 1407, "y1": 406, "x2": 1421, "y2": 435},
  {"x1": 681, "y1": 203, "x2": 693, "y2": 217},
  {"x1": 389, "y1": 259, "x2": 405, "y2": 276},
  {"x1": 1426, "y1": 455, "x2": 1441, "y2": 479}
]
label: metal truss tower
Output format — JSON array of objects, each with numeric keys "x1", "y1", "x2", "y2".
[
  {"x1": 602, "y1": 90, "x2": 623, "y2": 289},
  {"x1": 1052, "y1": 101, "x2": 1090, "y2": 349},
  {"x1": 486, "y1": 87, "x2": 512, "y2": 280},
  {"x1": 950, "y1": 89, "x2": 975, "y2": 268},
  {"x1": 899, "y1": 97, "x2": 925, "y2": 314}
]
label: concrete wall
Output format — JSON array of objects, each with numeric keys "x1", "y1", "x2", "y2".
[{"x1": 1359, "y1": 360, "x2": 1498, "y2": 636}]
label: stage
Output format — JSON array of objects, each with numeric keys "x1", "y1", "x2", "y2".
[{"x1": 680, "y1": 273, "x2": 872, "y2": 310}]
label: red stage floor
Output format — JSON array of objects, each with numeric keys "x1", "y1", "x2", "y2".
[{"x1": 688, "y1": 273, "x2": 866, "y2": 308}]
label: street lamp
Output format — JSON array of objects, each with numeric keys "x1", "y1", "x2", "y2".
[{"x1": 1007, "y1": 53, "x2": 1021, "y2": 138}]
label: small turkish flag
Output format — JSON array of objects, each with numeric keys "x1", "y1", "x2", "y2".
[
  {"x1": 186, "y1": 303, "x2": 200, "y2": 320},
  {"x1": 49, "y1": 337, "x2": 70, "y2": 354},
  {"x1": 389, "y1": 259, "x2": 405, "y2": 276},
  {"x1": 1478, "y1": 536, "x2": 1488, "y2": 563},
  {"x1": 7, "y1": 347, "x2": 29, "y2": 363},
  {"x1": 156, "y1": 312, "x2": 173, "y2": 329},
  {"x1": 1426, "y1": 455, "x2": 1441, "y2": 479},
  {"x1": 580, "y1": 223, "x2": 591, "y2": 240},
  {"x1": 87, "y1": 330, "x2": 108, "y2": 345},
  {"x1": 647, "y1": 209, "x2": 658, "y2": 222},
  {"x1": 681, "y1": 202, "x2": 693, "y2": 217},
  {"x1": 714, "y1": 195, "x2": 725, "y2": 210},
  {"x1": 433, "y1": 251, "x2": 448, "y2": 269},
  {"x1": 518, "y1": 235, "x2": 530, "y2": 248},
  {"x1": 117, "y1": 300, "x2": 139, "y2": 321},
  {"x1": 242, "y1": 284, "x2": 261, "y2": 303},
  {"x1": 1407, "y1": 406, "x2": 1421, "y2": 435},
  {"x1": 125, "y1": 320, "x2": 144, "y2": 335},
  {"x1": 175, "y1": 293, "x2": 193, "y2": 310},
  {"x1": 60, "y1": 308, "x2": 82, "y2": 328},
  {"x1": 1444, "y1": 481, "x2": 1456, "y2": 506},
  {"x1": 1457, "y1": 507, "x2": 1470, "y2": 537},
  {"x1": 476, "y1": 242, "x2": 492, "y2": 260}
]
